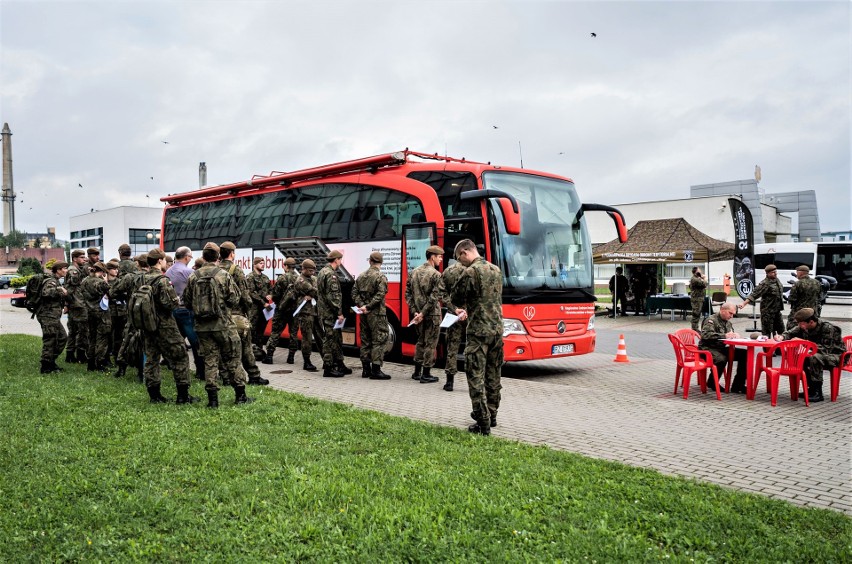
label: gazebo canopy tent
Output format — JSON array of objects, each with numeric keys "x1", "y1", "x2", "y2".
[{"x1": 593, "y1": 218, "x2": 735, "y2": 264}]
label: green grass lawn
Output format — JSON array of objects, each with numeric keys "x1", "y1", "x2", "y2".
[{"x1": 1, "y1": 334, "x2": 848, "y2": 562}]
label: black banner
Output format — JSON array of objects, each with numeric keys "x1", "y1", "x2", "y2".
[{"x1": 729, "y1": 198, "x2": 755, "y2": 297}]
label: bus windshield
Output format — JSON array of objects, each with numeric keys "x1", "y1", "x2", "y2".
[{"x1": 483, "y1": 171, "x2": 593, "y2": 294}]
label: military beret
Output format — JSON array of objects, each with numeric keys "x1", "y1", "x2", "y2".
[
  {"x1": 51, "y1": 261, "x2": 69, "y2": 272},
  {"x1": 253, "y1": 257, "x2": 265, "y2": 265},
  {"x1": 118, "y1": 243, "x2": 132, "y2": 255},
  {"x1": 301, "y1": 259, "x2": 317, "y2": 270},
  {"x1": 284, "y1": 257, "x2": 296, "y2": 266},
  {"x1": 147, "y1": 248, "x2": 166, "y2": 261},
  {"x1": 105, "y1": 260, "x2": 120, "y2": 270},
  {"x1": 220, "y1": 241, "x2": 236, "y2": 252},
  {"x1": 369, "y1": 251, "x2": 384, "y2": 263},
  {"x1": 203, "y1": 242, "x2": 220, "y2": 253},
  {"x1": 426, "y1": 245, "x2": 445, "y2": 255},
  {"x1": 764, "y1": 264, "x2": 777, "y2": 273},
  {"x1": 793, "y1": 308, "x2": 815, "y2": 322},
  {"x1": 71, "y1": 249, "x2": 85, "y2": 258},
  {"x1": 327, "y1": 250, "x2": 343, "y2": 260},
  {"x1": 795, "y1": 265, "x2": 810, "y2": 273},
  {"x1": 87, "y1": 247, "x2": 101, "y2": 255},
  {"x1": 92, "y1": 261, "x2": 108, "y2": 273}
]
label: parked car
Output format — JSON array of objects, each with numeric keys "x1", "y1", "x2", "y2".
[
  {"x1": 0, "y1": 274, "x2": 16, "y2": 289},
  {"x1": 10, "y1": 285, "x2": 27, "y2": 308}
]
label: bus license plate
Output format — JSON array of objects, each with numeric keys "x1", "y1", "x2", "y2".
[{"x1": 551, "y1": 344, "x2": 574, "y2": 355}]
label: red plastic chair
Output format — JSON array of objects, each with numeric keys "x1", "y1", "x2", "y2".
[
  {"x1": 830, "y1": 335, "x2": 852, "y2": 402},
  {"x1": 669, "y1": 333, "x2": 721, "y2": 400},
  {"x1": 755, "y1": 340, "x2": 818, "y2": 407},
  {"x1": 673, "y1": 328, "x2": 731, "y2": 393}
]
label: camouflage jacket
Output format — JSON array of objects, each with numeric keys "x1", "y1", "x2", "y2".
[
  {"x1": 272, "y1": 270, "x2": 299, "y2": 306},
  {"x1": 118, "y1": 259, "x2": 138, "y2": 277},
  {"x1": 293, "y1": 273, "x2": 318, "y2": 318},
  {"x1": 80, "y1": 274, "x2": 110, "y2": 314},
  {"x1": 246, "y1": 271, "x2": 271, "y2": 308},
  {"x1": 219, "y1": 260, "x2": 252, "y2": 317},
  {"x1": 688, "y1": 274, "x2": 707, "y2": 299},
  {"x1": 788, "y1": 276, "x2": 821, "y2": 312},
  {"x1": 317, "y1": 266, "x2": 343, "y2": 318},
  {"x1": 406, "y1": 262, "x2": 446, "y2": 319},
  {"x1": 38, "y1": 274, "x2": 66, "y2": 319},
  {"x1": 184, "y1": 265, "x2": 242, "y2": 332},
  {"x1": 112, "y1": 269, "x2": 147, "y2": 303},
  {"x1": 452, "y1": 257, "x2": 502, "y2": 337},
  {"x1": 745, "y1": 277, "x2": 784, "y2": 313},
  {"x1": 352, "y1": 266, "x2": 388, "y2": 317},
  {"x1": 698, "y1": 312, "x2": 733, "y2": 356},
  {"x1": 441, "y1": 261, "x2": 467, "y2": 312},
  {"x1": 782, "y1": 320, "x2": 844, "y2": 359},
  {"x1": 143, "y1": 272, "x2": 180, "y2": 319},
  {"x1": 63, "y1": 263, "x2": 87, "y2": 309}
]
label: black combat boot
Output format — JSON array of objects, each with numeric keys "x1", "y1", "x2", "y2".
[
  {"x1": 470, "y1": 410, "x2": 496, "y2": 428},
  {"x1": 114, "y1": 362, "x2": 127, "y2": 378},
  {"x1": 337, "y1": 362, "x2": 353, "y2": 375},
  {"x1": 468, "y1": 422, "x2": 491, "y2": 436},
  {"x1": 361, "y1": 360, "x2": 372, "y2": 378},
  {"x1": 303, "y1": 354, "x2": 318, "y2": 372},
  {"x1": 65, "y1": 350, "x2": 76, "y2": 364},
  {"x1": 808, "y1": 384, "x2": 825, "y2": 403},
  {"x1": 262, "y1": 352, "x2": 275, "y2": 365},
  {"x1": 286, "y1": 351, "x2": 296, "y2": 364},
  {"x1": 176, "y1": 384, "x2": 200, "y2": 405},
  {"x1": 233, "y1": 385, "x2": 255, "y2": 404},
  {"x1": 40, "y1": 360, "x2": 53, "y2": 374},
  {"x1": 147, "y1": 385, "x2": 171, "y2": 404},
  {"x1": 411, "y1": 362, "x2": 422, "y2": 380},
  {"x1": 419, "y1": 367, "x2": 438, "y2": 384},
  {"x1": 443, "y1": 374, "x2": 454, "y2": 392},
  {"x1": 206, "y1": 389, "x2": 219, "y2": 408},
  {"x1": 75, "y1": 350, "x2": 88, "y2": 364},
  {"x1": 248, "y1": 374, "x2": 270, "y2": 385},
  {"x1": 253, "y1": 346, "x2": 266, "y2": 361},
  {"x1": 87, "y1": 357, "x2": 97, "y2": 371},
  {"x1": 323, "y1": 364, "x2": 344, "y2": 378},
  {"x1": 50, "y1": 360, "x2": 64, "y2": 372},
  {"x1": 370, "y1": 364, "x2": 391, "y2": 380}
]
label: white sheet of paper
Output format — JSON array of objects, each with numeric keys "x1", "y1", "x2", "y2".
[
  {"x1": 407, "y1": 319, "x2": 417, "y2": 327},
  {"x1": 293, "y1": 299, "x2": 307, "y2": 317},
  {"x1": 333, "y1": 318, "x2": 345, "y2": 329},
  {"x1": 440, "y1": 312, "x2": 459, "y2": 328},
  {"x1": 311, "y1": 298, "x2": 316, "y2": 306},
  {"x1": 351, "y1": 306, "x2": 363, "y2": 314},
  {"x1": 263, "y1": 303, "x2": 276, "y2": 321},
  {"x1": 99, "y1": 295, "x2": 109, "y2": 311}
]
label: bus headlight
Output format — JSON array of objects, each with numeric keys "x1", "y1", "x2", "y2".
[
  {"x1": 503, "y1": 318, "x2": 527, "y2": 337},
  {"x1": 587, "y1": 316, "x2": 595, "y2": 331}
]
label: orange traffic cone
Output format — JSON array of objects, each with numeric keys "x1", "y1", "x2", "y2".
[{"x1": 613, "y1": 334, "x2": 630, "y2": 363}]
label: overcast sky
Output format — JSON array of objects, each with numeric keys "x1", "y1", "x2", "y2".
[{"x1": 2, "y1": 0, "x2": 850, "y2": 240}]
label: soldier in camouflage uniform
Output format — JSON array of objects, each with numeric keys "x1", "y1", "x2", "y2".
[
  {"x1": 63, "y1": 249, "x2": 89, "y2": 363},
  {"x1": 85, "y1": 246, "x2": 101, "y2": 276},
  {"x1": 441, "y1": 258, "x2": 468, "y2": 392},
  {"x1": 405, "y1": 245, "x2": 447, "y2": 384},
  {"x1": 105, "y1": 260, "x2": 123, "y2": 362},
  {"x1": 219, "y1": 242, "x2": 269, "y2": 386},
  {"x1": 779, "y1": 308, "x2": 844, "y2": 402},
  {"x1": 263, "y1": 257, "x2": 300, "y2": 365},
  {"x1": 184, "y1": 243, "x2": 252, "y2": 407},
  {"x1": 688, "y1": 267, "x2": 707, "y2": 331},
  {"x1": 138, "y1": 248, "x2": 195, "y2": 405},
  {"x1": 293, "y1": 259, "x2": 319, "y2": 372},
  {"x1": 738, "y1": 264, "x2": 785, "y2": 336},
  {"x1": 113, "y1": 254, "x2": 148, "y2": 380},
  {"x1": 246, "y1": 257, "x2": 272, "y2": 355},
  {"x1": 38, "y1": 261, "x2": 69, "y2": 374},
  {"x1": 786, "y1": 265, "x2": 822, "y2": 329},
  {"x1": 110, "y1": 244, "x2": 136, "y2": 361},
  {"x1": 698, "y1": 302, "x2": 748, "y2": 393},
  {"x1": 352, "y1": 251, "x2": 391, "y2": 380},
  {"x1": 452, "y1": 239, "x2": 502, "y2": 435},
  {"x1": 317, "y1": 249, "x2": 350, "y2": 378},
  {"x1": 80, "y1": 261, "x2": 112, "y2": 372}
]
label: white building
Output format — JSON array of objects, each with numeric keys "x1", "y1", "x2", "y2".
[{"x1": 69, "y1": 206, "x2": 163, "y2": 259}]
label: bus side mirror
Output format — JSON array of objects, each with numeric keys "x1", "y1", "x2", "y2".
[{"x1": 498, "y1": 198, "x2": 521, "y2": 235}]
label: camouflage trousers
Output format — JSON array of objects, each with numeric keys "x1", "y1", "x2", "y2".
[
  {"x1": 117, "y1": 321, "x2": 143, "y2": 368},
  {"x1": 320, "y1": 315, "x2": 344, "y2": 367},
  {"x1": 37, "y1": 314, "x2": 67, "y2": 363},
  {"x1": 690, "y1": 297, "x2": 704, "y2": 331},
  {"x1": 67, "y1": 307, "x2": 89, "y2": 356},
  {"x1": 758, "y1": 308, "x2": 784, "y2": 337},
  {"x1": 296, "y1": 314, "x2": 315, "y2": 357},
  {"x1": 265, "y1": 309, "x2": 298, "y2": 356},
  {"x1": 198, "y1": 326, "x2": 247, "y2": 392},
  {"x1": 359, "y1": 311, "x2": 388, "y2": 365},
  {"x1": 804, "y1": 353, "x2": 839, "y2": 386},
  {"x1": 464, "y1": 333, "x2": 503, "y2": 428},
  {"x1": 232, "y1": 314, "x2": 260, "y2": 379},
  {"x1": 143, "y1": 318, "x2": 190, "y2": 388},
  {"x1": 248, "y1": 307, "x2": 267, "y2": 348},
  {"x1": 444, "y1": 319, "x2": 467, "y2": 376},
  {"x1": 109, "y1": 311, "x2": 127, "y2": 359},
  {"x1": 414, "y1": 315, "x2": 440, "y2": 368},
  {"x1": 87, "y1": 309, "x2": 112, "y2": 364}
]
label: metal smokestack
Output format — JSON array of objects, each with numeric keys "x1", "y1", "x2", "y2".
[
  {"x1": 199, "y1": 162, "x2": 207, "y2": 189},
  {"x1": 1, "y1": 123, "x2": 15, "y2": 235}
]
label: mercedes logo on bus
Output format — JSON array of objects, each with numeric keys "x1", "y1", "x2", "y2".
[{"x1": 557, "y1": 321, "x2": 566, "y2": 334}]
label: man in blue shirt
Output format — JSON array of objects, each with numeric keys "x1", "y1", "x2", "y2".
[{"x1": 165, "y1": 246, "x2": 204, "y2": 381}]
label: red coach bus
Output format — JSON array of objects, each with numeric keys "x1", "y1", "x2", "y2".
[{"x1": 160, "y1": 149, "x2": 627, "y2": 362}]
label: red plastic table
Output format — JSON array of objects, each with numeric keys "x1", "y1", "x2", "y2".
[{"x1": 722, "y1": 338, "x2": 776, "y2": 400}]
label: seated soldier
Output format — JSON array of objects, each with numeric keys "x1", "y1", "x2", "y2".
[
  {"x1": 776, "y1": 308, "x2": 844, "y2": 403},
  {"x1": 698, "y1": 302, "x2": 748, "y2": 393}
]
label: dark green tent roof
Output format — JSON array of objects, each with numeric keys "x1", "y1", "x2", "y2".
[{"x1": 593, "y1": 218, "x2": 735, "y2": 263}]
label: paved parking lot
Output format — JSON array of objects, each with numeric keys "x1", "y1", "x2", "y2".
[{"x1": 2, "y1": 294, "x2": 850, "y2": 514}]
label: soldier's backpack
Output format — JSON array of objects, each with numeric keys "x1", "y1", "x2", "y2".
[
  {"x1": 128, "y1": 275, "x2": 164, "y2": 332},
  {"x1": 192, "y1": 267, "x2": 223, "y2": 321},
  {"x1": 25, "y1": 273, "x2": 48, "y2": 315}
]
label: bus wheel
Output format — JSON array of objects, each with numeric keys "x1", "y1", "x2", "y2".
[{"x1": 385, "y1": 316, "x2": 402, "y2": 361}]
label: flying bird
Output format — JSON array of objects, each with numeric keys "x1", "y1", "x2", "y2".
[
  {"x1": 150, "y1": 177, "x2": 154, "y2": 180},
  {"x1": 78, "y1": 183, "x2": 83, "y2": 188},
  {"x1": 162, "y1": 141, "x2": 169, "y2": 144},
  {"x1": 492, "y1": 125, "x2": 499, "y2": 129},
  {"x1": 590, "y1": 32, "x2": 596, "y2": 38}
]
